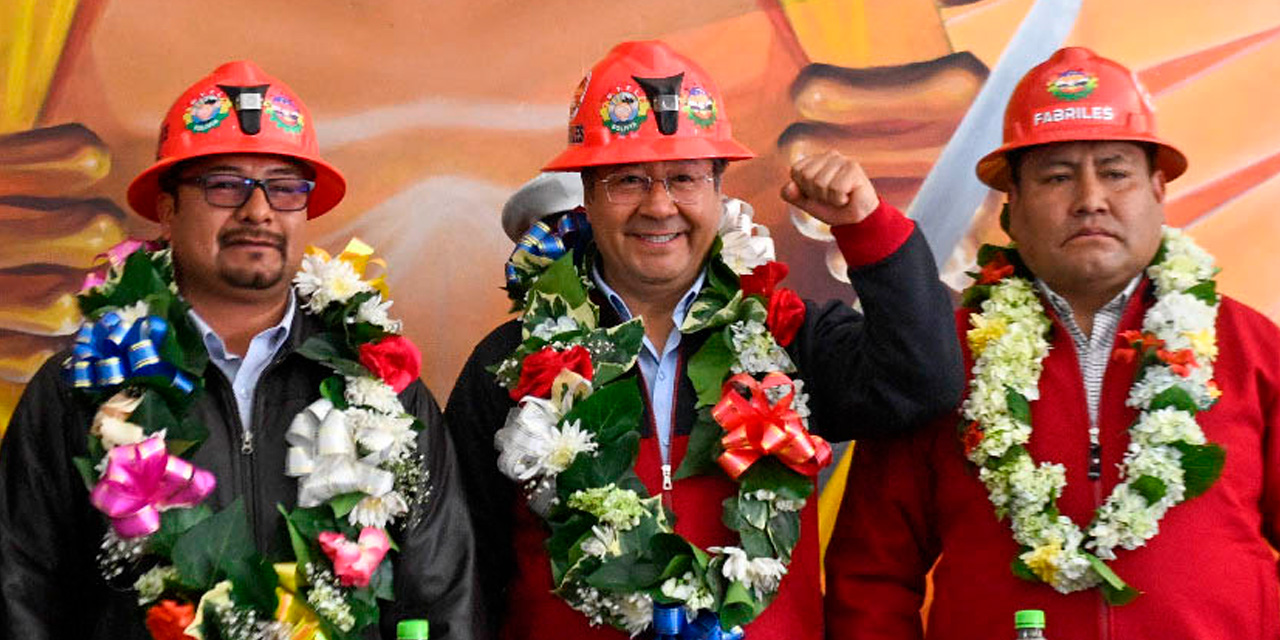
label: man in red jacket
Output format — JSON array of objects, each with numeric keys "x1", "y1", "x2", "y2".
[
  {"x1": 825, "y1": 46, "x2": 1280, "y2": 640},
  {"x1": 446, "y1": 40, "x2": 963, "y2": 639}
]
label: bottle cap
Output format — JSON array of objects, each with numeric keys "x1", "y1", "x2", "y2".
[
  {"x1": 1015, "y1": 610, "x2": 1045, "y2": 629},
  {"x1": 398, "y1": 619, "x2": 430, "y2": 639}
]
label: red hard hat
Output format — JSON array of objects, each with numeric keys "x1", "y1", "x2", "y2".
[
  {"x1": 976, "y1": 47, "x2": 1187, "y2": 192},
  {"x1": 543, "y1": 40, "x2": 755, "y2": 171},
  {"x1": 127, "y1": 60, "x2": 346, "y2": 221}
]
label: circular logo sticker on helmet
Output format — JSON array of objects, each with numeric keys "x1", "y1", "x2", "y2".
[
  {"x1": 599, "y1": 86, "x2": 649, "y2": 135},
  {"x1": 183, "y1": 91, "x2": 231, "y2": 133},
  {"x1": 569, "y1": 72, "x2": 591, "y2": 120},
  {"x1": 683, "y1": 86, "x2": 718, "y2": 129},
  {"x1": 265, "y1": 94, "x2": 305, "y2": 134},
  {"x1": 1046, "y1": 69, "x2": 1098, "y2": 101}
]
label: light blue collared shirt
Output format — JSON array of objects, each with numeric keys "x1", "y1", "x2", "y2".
[
  {"x1": 188, "y1": 292, "x2": 295, "y2": 445},
  {"x1": 592, "y1": 266, "x2": 706, "y2": 464}
]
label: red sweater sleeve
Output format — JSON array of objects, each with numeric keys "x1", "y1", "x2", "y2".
[
  {"x1": 824, "y1": 421, "x2": 943, "y2": 640},
  {"x1": 830, "y1": 199, "x2": 916, "y2": 268}
]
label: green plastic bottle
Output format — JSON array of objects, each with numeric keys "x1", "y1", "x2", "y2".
[
  {"x1": 1014, "y1": 610, "x2": 1046, "y2": 639},
  {"x1": 397, "y1": 619, "x2": 430, "y2": 640}
]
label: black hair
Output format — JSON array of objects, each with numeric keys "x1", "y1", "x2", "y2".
[{"x1": 1006, "y1": 141, "x2": 1159, "y2": 188}]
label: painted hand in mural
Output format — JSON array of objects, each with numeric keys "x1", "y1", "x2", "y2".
[
  {"x1": 0, "y1": 124, "x2": 124, "y2": 431},
  {"x1": 781, "y1": 150, "x2": 880, "y2": 226}
]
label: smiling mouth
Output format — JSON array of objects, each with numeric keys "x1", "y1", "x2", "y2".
[{"x1": 631, "y1": 232, "x2": 682, "y2": 245}]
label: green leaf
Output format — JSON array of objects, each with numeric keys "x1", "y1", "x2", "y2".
[
  {"x1": 282, "y1": 505, "x2": 339, "y2": 543},
  {"x1": 1185, "y1": 280, "x2": 1218, "y2": 305},
  {"x1": 172, "y1": 500, "x2": 256, "y2": 591},
  {"x1": 226, "y1": 555, "x2": 278, "y2": 615},
  {"x1": 681, "y1": 289, "x2": 743, "y2": 335},
  {"x1": 547, "y1": 512, "x2": 596, "y2": 584},
  {"x1": 688, "y1": 332, "x2": 734, "y2": 408},
  {"x1": 647, "y1": 533, "x2": 694, "y2": 582},
  {"x1": 72, "y1": 456, "x2": 98, "y2": 491},
  {"x1": 563, "y1": 380, "x2": 644, "y2": 444},
  {"x1": 766, "y1": 510, "x2": 801, "y2": 561},
  {"x1": 1172, "y1": 442, "x2": 1226, "y2": 499},
  {"x1": 152, "y1": 505, "x2": 214, "y2": 558},
  {"x1": 319, "y1": 376, "x2": 348, "y2": 408},
  {"x1": 586, "y1": 555, "x2": 662, "y2": 591},
  {"x1": 277, "y1": 505, "x2": 313, "y2": 568},
  {"x1": 739, "y1": 527, "x2": 773, "y2": 558},
  {"x1": 738, "y1": 498, "x2": 769, "y2": 530},
  {"x1": 1010, "y1": 555, "x2": 1037, "y2": 582},
  {"x1": 1086, "y1": 553, "x2": 1141, "y2": 605},
  {"x1": 589, "y1": 320, "x2": 644, "y2": 387},
  {"x1": 719, "y1": 580, "x2": 762, "y2": 629},
  {"x1": 129, "y1": 390, "x2": 179, "y2": 435},
  {"x1": 961, "y1": 284, "x2": 993, "y2": 310},
  {"x1": 738, "y1": 457, "x2": 814, "y2": 503},
  {"x1": 167, "y1": 413, "x2": 209, "y2": 455},
  {"x1": 370, "y1": 557, "x2": 395, "y2": 601},
  {"x1": 1005, "y1": 388, "x2": 1031, "y2": 425},
  {"x1": 673, "y1": 410, "x2": 725, "y2": 480},
  {"x1": 1150, "y1": 386, "x2": 1199, "y2": 413},
  {"x1": 531, "y1": 252, "x2": 588, "y2": 308},
  {"x1": 297, "y1": 335, "x2": 366, "y2": 377},
  {"x1": 1130, "y1": 475, "x2": 1167, "y2": 505},
  {"x1": 329, "y1": 492, "x2": 366, "y2": 518}
]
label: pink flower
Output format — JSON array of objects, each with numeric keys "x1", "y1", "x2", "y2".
[{"x1": 318, "y1": 527, "x2": 391, "y2": 588}]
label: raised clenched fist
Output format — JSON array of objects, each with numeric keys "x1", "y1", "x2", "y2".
[{"x1": 781, "y1": 150, "x2": 880, "y2": 227}]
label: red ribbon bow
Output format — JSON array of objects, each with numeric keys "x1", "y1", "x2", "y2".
[{"x1": 712, "y1": 372, "x2": 832, "y2": 479}]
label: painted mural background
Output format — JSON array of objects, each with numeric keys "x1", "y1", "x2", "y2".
[{"x1": 3, "y1": 1, "x2": 1278, "y2": 566}]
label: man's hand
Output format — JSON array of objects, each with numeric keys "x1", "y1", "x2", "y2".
[{"x1": 781, "y1": 150, "x2": 881, "y2": 226}]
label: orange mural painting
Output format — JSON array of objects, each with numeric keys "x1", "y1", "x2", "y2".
[{"x1": 1, "y1": 1, "x2": 1278, "y2": 472}]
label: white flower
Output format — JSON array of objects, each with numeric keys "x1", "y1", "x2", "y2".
[
  {"x1": 660, "y1": 572, "x2": 714, "y2": 616},
  {"x1": 580, "y1": 524, "x2": 621, "y2": 558},
  {"x1": 545, "y1": 420, "x2": 598, "y2": 473},
  {"x1": 95, "y1": 416, "x2": 148, "y2": 451},
  {"x1": 344, "y1": 376, "x2": 402, "y2": 414},
  {"x1": 352, "y1": 295, "x2": 402, "y2": 333},
  {"x1": 718, "y1": 198, "x2": 776, "y2": 275},
  {"x1": 711, "y1": 546, "x2": 788, "y2": 596},
  {"x1": 114, "y1": 301, "x2": 151, "y2": 326},
  {"x1": 348, "y1": 408, "x2": 417, "y2": 463},
  {"x1": 729, "y1": 320, "x2": 794, "y2": 374},
  {"x1": 616, "y1": 592, "x2": 654, "y2": 637},
  {"x1": 348, "y1": 491, "x2": 409, "y2": 528},
  {"x1": 134, "y1": 565, "x2": 179, "y2": 605},
  {"x1": 294, "y1": 253, "x2": 373, "y2": 313},
  {"x1": 495, "y1": 401, "x2": 597, "y2": 482},
  {"x1": 1131, "y1": 407, "x2": 1205, "y2": 446},
  {"x1": 531, "y1": 316, "x2": 580, "y2": 341}
]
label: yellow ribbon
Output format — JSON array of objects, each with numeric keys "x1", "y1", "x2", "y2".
[
  {"x1": 273, "y1": 563, "x2": 328, "y2": 640},
  {"x1": 305, "y1": 237, "x2": 389, "y2": 299}
]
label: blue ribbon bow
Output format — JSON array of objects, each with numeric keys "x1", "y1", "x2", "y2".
[
  {"x1": 653, "y1": 604, "x2": 745, "y2": 640},
  {"x1": 504, "y1": 208, "x2": 591, "y2": 291},
  {"x1": 66, "y1": 311, "x2": 195, "y2": 395}
]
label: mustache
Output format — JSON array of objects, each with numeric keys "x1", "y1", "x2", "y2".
[{"x1": 218, "y1": 228, "x2": 286, "y2": 251}]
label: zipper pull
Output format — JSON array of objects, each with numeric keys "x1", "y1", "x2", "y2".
[
  {"x1": 662, "y1": 464, "x2": 673, "y2": 492},
  {"x1": 241, "y1": 429, "x2": 255, "y2": 455}
]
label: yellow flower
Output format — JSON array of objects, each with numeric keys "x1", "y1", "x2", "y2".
[
  {"x1": 967, "y1": 315, "x2": 1008, "y2": 358},
  {"x1": 1023, "y1": 540, "x2": 1063, "y2": 584},
  {"x1": 1184, "y1": 328, "x2": 1218, "y2": 361}
]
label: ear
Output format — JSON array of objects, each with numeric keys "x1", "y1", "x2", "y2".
[
  {"x1": 1149, "y1": 169, "x2": 1167, "y2": 205},
  {"x1": 155, "y1": 193, "x2": 176, "y2": 239}
]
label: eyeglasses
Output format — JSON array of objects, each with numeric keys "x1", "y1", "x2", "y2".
[
  {"x1": 177, "y1": 174, "x2": 316, "y2": 211},
  {"x1": 599, "y1": 172, "x2": 715, "y2": 205}
]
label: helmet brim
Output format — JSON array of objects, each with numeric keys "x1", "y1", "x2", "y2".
[
  {"x1": 542, "y1": 136, "x2": 755, "y2": 172},
  {"x1": 976, "y1": 133, "x2": 1187, "y2": 192}
]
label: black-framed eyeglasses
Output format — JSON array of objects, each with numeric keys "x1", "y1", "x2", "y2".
[
  {"x1": 599, "y1": 172, "x2": 715, "y2": 205},
  {"x1": 177, "y1": 174, "x2": 316, "y2": 211}
]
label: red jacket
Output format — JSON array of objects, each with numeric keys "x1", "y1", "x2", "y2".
[{"x1": 825, "y1": 284, "x2": 1280, "y2": 640}]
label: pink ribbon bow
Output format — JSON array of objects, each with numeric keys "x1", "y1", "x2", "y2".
[
  {"x1": 318, "y1": 527, "x2": 391, "y2": 588},
  {"x1": 89, "y1": 436, "x2": 217, "y2": 538}
]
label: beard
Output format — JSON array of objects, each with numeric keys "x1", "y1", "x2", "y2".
[
  {"x1": 218, "y1": 260, "x2": 285, "y2": 289},
  {"x1": 215, "y1": 228, "x2": 290, "y2": 290}
]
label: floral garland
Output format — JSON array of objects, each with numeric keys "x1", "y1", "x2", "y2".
[
  {"x1": 67, "y1": 238, "x2": 430, "y2": 640},
  {"x1": 959, "y1": 226, "x2": 1226, "y2": 603},
  {"x1": 494, "y1": 199, "x2": 832, "y2": 637}
]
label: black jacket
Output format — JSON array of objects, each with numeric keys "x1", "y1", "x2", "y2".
[
  {"x1": 445, "y1": 227, "x2": 964, "y2": 631},
  {"x1": 0, "y1": 304, "x2": 488, "y2": 639}
]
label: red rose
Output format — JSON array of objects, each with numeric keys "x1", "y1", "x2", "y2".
[
  {"x1": 977, "y1": 252, "x2": 1014, "y2": 285},
  {"x1": 358, "y1": 335, "x2": 422, "y2": 393},
  {"x1": 740, "y1": 261, "x2": 789, "y2": 299},
  {"x1": 766, "y1": 287, "x2": 806, "y2": 347},
  {"x1": 510, "y1": 345, "x2": 593, "y2": 401},
  {"x1": 962, "y1": 420, "x2": 984, "y2": 455},
  {"x1": 145, "y1": 600, "x2": 196, "y2": 640}
]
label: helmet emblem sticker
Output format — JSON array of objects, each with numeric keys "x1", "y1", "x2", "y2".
[
  {"x1": 569, "y1": 72, "x2": 591, "y2": 120},
  {"x1": 183, "y1": 91, "x2": 231, "y2": 133},
  {"x1": 1047, "y1": 69, "x2": 1098, "y2": 101},
  {"x1": 600, "y1": 86, "x2": 649, "y2": 135},
  {"x1": 266, "y1": 95, "x2": 305, "y2": 134},
  {"x1": 684, "y1": 86, "x2": 718, "y2": 128}
]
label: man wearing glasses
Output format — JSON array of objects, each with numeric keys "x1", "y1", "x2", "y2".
[
  {"x1": 446, "y1": 41, "x2": 962, "y2": 639},
  {"x1": 0, "y1": 61, "x2": 486, "y2": 639}
]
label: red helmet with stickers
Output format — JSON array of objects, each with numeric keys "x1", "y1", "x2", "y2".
[
  {"x1": 976, "y1": 46, "x2": 1187, "y2": 191},
  {"x1": 542, "y1": 40, "x2": 755, "y2": 171},
  {"x1": 127, "y1": 60, "x2": 346, "y2": 221}
]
